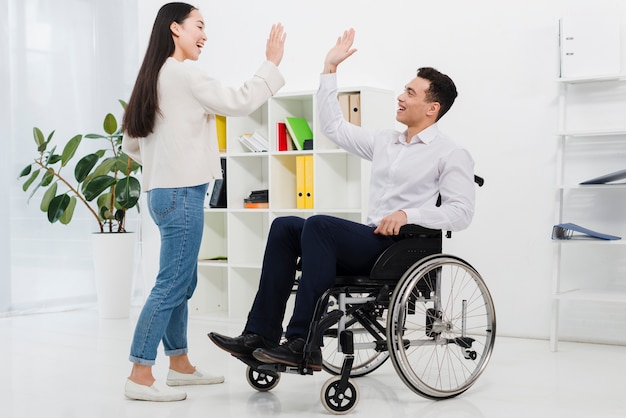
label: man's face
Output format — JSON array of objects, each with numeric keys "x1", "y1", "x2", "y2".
[{"x1": 396, "y1": 76, "x2": 438, "y2": 127}]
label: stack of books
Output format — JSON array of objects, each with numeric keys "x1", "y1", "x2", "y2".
[
  {"x1": 239, "y1": 132, "x2": 269, "y2": 152},
  {"x1": 244, "y1": 189, "x2": 269, "y2": 209}
]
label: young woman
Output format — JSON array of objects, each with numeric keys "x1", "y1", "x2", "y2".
[{"x1": 122, "y1": 2, "x2": 286, "y2": 402}]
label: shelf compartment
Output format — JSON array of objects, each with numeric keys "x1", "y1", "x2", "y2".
[
  {"x1": 315, "y1": 152, "x2": 364, "y2": 210},
  {"x1": 228, "y1": 267, "x2": 261, "y2": 318},
  {"x1": 227, "y1": 155, "x2": 269, "y2": 209},
  {"x1": 190, "y1": 265, "x2": 228, "y2": 316},
  {"x1": 227, "y1": 211, "x2": 269, "y2": 265},
  {"x1": 226, "y1": 104, "x2": 268, "y2": 154},
  {"x1": 269, "y1": 94, "x2": 313, "y2": 152},
  {"x1": 198, "y1": 211, "x2": 227, "y2": 262},
  {"x1": 269, "y1": 153, "x2": 299, "y2": 209}
]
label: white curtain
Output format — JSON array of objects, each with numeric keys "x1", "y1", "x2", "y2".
[{"x1": 5, "y1": 0, "x2": 139, "y2": 312}]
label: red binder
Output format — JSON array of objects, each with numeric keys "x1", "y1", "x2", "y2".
[{"x1": 277, "y1": 122, "x2": 288, "y2": 151}]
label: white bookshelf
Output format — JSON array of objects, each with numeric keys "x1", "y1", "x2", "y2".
[
  {"x1": 190, "y1": 86, "x2": 395, "y2": 319},
  {"x1": 551, "y1": 75, "x2": 626, "y2": 350}
]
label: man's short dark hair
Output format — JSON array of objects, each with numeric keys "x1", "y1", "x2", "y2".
[{"x1": 417, "y1": 67, "x2": 458, "y2": 121}]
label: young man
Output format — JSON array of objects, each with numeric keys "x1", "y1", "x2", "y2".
[{"x1": 209, "y1": 29, "x2": 475, "y2": 370}]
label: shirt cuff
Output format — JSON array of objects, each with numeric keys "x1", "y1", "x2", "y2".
[{"x1": 255, "y1": 61, "x2": 285, "y2": 95}]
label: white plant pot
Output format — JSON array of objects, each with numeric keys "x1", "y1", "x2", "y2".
[{"x1": 92, "y1": 232, "x2": 136, "y2": 319}]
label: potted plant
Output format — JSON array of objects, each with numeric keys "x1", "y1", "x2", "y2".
[{"x1": 18, "y1": 100, "x2": 142, "y2": 318}]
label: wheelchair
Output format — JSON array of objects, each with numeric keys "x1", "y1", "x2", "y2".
[{"x1": 240, "y1": 178, "x2": 496, "y2": 414}]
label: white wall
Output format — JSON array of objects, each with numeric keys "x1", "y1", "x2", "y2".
[{"x1": 133, "y1": 0, "x2": 626, "y2": 344}]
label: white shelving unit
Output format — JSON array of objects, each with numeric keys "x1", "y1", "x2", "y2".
[
  {"x1": 551, "y1": 74, "x2": 626, "y2": 350},
  {"x1": 189, "y1": 86, "x2": 395, "y2": 319}
]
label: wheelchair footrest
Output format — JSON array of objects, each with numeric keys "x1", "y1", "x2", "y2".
[{"x1": 447, "y1": 336, "x2": 475, "y2": 349}]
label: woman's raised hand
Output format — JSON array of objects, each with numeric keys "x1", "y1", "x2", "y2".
[{"x1": 266, "y1": 23, "x2": 286, "y2": 66}]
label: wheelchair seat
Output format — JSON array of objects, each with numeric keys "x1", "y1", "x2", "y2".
[{"x1": 333, "y1": 224, "x2": 442, "y2": 287}]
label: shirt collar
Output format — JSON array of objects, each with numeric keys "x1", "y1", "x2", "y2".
[{"x1": 398, "y1": 123, "x2": 440, "y2": 145}]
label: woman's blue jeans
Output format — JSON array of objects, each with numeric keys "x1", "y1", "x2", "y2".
[{"x1": 129, "y1": 184, "x2": 207, "y2": 366}]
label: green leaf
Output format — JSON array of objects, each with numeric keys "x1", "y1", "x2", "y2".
[
  {"x1": 47, "y1": 155, "x2": 61, "y2": 165},
  {"x1": 61, "y1": 134, "x2": 83, "y2": 167},
  {"x1": 114, "y1": 209, "x2": 125, "y2": 222},
  {"x1": 119, "y1": 99, "x2": 127, "y2": 110},
  {"x1": 47, "y1": 194, "x2": 70, "y2": 223},
  {"x1": 91, "y1": 158, "x2": 117, "y2": 178},
  {"x1": 22, "y1": 169, "x2": 40, "y2": 191},
  {"x1": 115, "y1": 176, "x2": 141, "y2": 209},
  {"x1": 19, "y1": 165, "x2": 32, "y2": 178},
  {"x1": 97, "y1": 193, "x2": 113, "y2": 219},
  {"x1": 59, "y1": 196, "x2": 77, "y2": 225},
  {"x1": 33, "y1": 127, "x2": 45, "y2": 147},
  {"x1": 40, "y1": 182, "x2": 58, "y2": 212},
  {"x1": 103, "y1": 113, "x2": 117, "y2": 135},
  {"x1": 41, "y1": 169, "x2": 55, "y2": 187},
  {"x1": 85, "y1": 133, "x2": 105, "y2": 139},
  {"x1": 83, "y1": 175, "x2": 116, "y2": 201},
  {"x1": 74, "y1": 153, "x2": 99, "y2": 182}
]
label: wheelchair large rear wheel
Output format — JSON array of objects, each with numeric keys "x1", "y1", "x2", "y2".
[
  {"x1": 386, "y1": 254, "x2": 496, "y2": 399},
  {"x1": 321, "y1": 293, "x2": 389, "y2": 377}
]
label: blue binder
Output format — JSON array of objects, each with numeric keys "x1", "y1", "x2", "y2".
[{"x1": 552, "y1": 223, "x2": 621, "y2": 241}]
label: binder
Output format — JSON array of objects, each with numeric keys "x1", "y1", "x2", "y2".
[
  {"x1": 285, "y1": 117, "x2": 313, "y2": 151},
  {"x1": 304, "y1": 155, "x2": 314, "y2": 208},
  {"x1": 296, "y1": 155, "x2": 306, "y2": 208},
  {"x1": 349, "y1": 93, "x2": 361, "y2": 126},
  {"x1": 209, "y1": 158, "x2": 227, "y2": 208},
  {"x1": 216, "y1": 115, "x2": 226, "y2": 152},
  {"x1": 277, "y1": 122, "x2": 288, "y2": 151},
  {"x1": 579, "y1": 168, "x2": 626, "y2": 185},
  {"x1": 552, "y1": 223, "x2": 621, "y2": 241},
  {"x1": 559, "y1": 15, "x2": 621, "y2": 78},
  {"x1": 338, "y1": 93, "x2": 350, "y2": 121}
]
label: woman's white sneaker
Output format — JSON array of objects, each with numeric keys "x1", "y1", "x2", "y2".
[
  {"x1": 124, "y1": 379, "x2": 187, "y2": 401},
  {"x1": 166, "y1": 368, "x2": 225, "y2": 386}
]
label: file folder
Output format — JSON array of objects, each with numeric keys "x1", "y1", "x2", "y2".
[
  {"x1": 304, "y1": 155, "x2": 314, "y2": 209},
  {"x1": 216, "y1": 115, "x2": 226, "y2": 152},
  {"x1": 338, "y1": 93, "x2": 350, "y2": 121},
  {"x1": 559, "y1": 15, "x2": 621, "y2": 78},
  {"x1": 296, "y1": 155, "x2": 305, "y2": 209},
  {"x1": 277, "y1": 122, "x2": 288, "y2": 151},
  {"x1": 349, "y1": 93, "x2": 361, "y2": 126},
  {"x1": 552, "y1": 223, "x2": 621, "y2": 240},
  {"x1": 579, "y1": 168, "x2": 626, "y2": 185}
]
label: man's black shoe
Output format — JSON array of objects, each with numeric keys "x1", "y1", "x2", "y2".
[
  {"x1": 252, "y1": 337, "x2": 322, "y2": 371},
  {"x1": 208, "y1": 332, "x2": 275, "y2": 358}
]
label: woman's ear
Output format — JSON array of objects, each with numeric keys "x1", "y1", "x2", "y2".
[{"x1": 170, "y1": 21, "x2": 180, "y2": 37}]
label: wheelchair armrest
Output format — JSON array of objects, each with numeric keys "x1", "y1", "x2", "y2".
[{"x1": 398, "y1": 224, "x2": 442, "y2": 239}]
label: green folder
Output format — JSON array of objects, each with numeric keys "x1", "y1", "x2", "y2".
[{"x1": 285, "y1": 117, "x2": 313, "y2": 151}]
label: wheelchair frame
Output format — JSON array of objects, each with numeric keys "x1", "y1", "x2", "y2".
[{"x1": 242, "y1": 179, "x2": 496, "y2": 414}]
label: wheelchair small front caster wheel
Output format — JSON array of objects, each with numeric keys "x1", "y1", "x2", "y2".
[
  {"x1": 246, "y1": 366, "x2": 280, "y2": 392},
  {"x1": 321, "y1": 376, "x2": 359, "y2": 415}
]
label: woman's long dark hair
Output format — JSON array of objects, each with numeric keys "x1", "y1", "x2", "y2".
[{"x1": 123, "y1": 2, "x2": 196, "y2": 138}]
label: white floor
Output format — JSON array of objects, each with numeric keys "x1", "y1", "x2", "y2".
[{"x1": 1, "y1": 307, "x2": 625, "y2": 418}]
